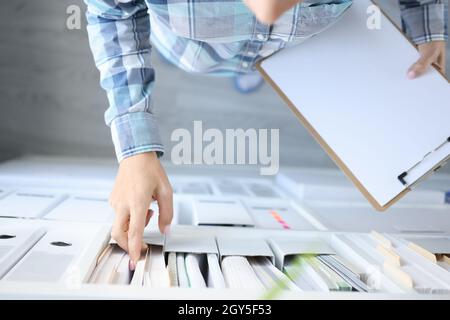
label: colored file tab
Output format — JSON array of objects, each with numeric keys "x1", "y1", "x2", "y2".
[{"x1": 246, "y1": 203, "x2": 316, "y2": 231}]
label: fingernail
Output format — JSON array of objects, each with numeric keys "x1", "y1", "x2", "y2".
[
  {"x1": 129, "y1": 260, "x2": 136, "y2": 271},
  {"x1": 407, "y1": 71, "x2": 416, "y2": 79}
]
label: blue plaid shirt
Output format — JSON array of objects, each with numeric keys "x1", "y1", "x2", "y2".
[{"x1": 84, "y1": 0, "x2": 448, "y2": 162}]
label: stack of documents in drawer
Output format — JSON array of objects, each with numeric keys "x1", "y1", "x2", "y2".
[
  {"x1": 333, "y1": 232, "x2": 450, "y2": 294},
  {"x1": 222, "y1": 256, "x2": 299, "y2": 291},
  {"x1": 90, "y1": 244, "x2": 227, "y2": 289},
  {"x1": 89, "y1": 244, "x2": 301, "y2": 291},
  {"x1": 283, "y1": 254, "x2": 367, "y2": 292},
  {"x1": 90, "y1": 244, "x2": 170, "y2": 287},
  {"x1": 87, "y1": 243, "x2": 375, "y2": 293}
]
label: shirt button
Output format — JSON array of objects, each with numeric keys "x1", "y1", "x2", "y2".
[
  {"x1": 242, "y1": 62, "x2": 249, "y2": 68},
  {"x1": 256, "y1": 34, "x2": 265, "y2": 41}
]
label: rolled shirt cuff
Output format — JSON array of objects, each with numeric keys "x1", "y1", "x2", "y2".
[
  {"x1": 402, "y1": 3, "x2": 448, "y2": 45},
  {"x1": 110, "y1": 112, "x2": 165, "y2": 162}
]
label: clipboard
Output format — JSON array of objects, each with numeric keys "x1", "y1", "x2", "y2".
[{"x1": 257, "y1": 0, "x2": 450, "y2": 211}]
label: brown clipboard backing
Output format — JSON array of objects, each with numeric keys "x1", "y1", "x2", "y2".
[{"x1": 256, "y1": 1, "x2": 449, "y2": 211}]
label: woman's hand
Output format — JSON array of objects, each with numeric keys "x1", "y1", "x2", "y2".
[
  {"x1": 244, "y1": 0, "x2": 301, "y2": 25},
  {"x1": 408, "y1": 41, "x2": 446, "y2": 79},
  {"x1": 109, "y1": 152, "x2": 173, "y2": 270}
]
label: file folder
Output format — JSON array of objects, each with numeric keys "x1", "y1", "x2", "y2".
[
  {"x1": 258, "y1": 0, "x2": 450, "y2": 211},
  {"x1": 207, "y1": 253, "x2": 226, "y2": 289},
  {"x1": 177, "y1": 253, "x2": 189, "y2": 288},
  {"x1": 185, "y1": 253, "x2": 207, "y2": 289}
]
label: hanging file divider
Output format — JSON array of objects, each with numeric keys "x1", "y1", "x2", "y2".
[
  {"x1": 164, "y1": 233, "x2": 220, "y2": 289},
  {"x1": 0, "y1": 225, "x2": 46, "y2": 279},
  {"x1": 143, "y1": 232, "x2": 165, "y2": 247},
  {"x1": 216, "y1": 237, "x2": 274, "y2": 263},
  {"x1": 164, "y1": 233, "x2": 219, "y2": 257},
  {"x1": 216, "y1": 237, "x2": 275, "y2": 290},
  {"x1": 268, "y1": 236, "x2": 334, "y2": 270}
]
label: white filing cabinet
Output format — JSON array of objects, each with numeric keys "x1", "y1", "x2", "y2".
[{"x1": 0, "y1": 156, "x2": 449, "y2": 299}]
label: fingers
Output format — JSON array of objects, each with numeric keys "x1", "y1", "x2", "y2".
[
  {"x1": 408, "y1": 42, "x2": 445, "y2": 79},
  {"x1": 128, "y1": 206, "x2": 148, "y2": 268},
  {"x1": 408, "y1": 56, "x2": 434, "y2": 79},
  {"x1": 156, "y1": 183, "x2": 173, "y2": 234},
  {"x1": 110, "y1": 207, "x2": 130, "y2": 253},
  {"x1": 437, "y1": 48, "x2": 446, "y2": 74}
]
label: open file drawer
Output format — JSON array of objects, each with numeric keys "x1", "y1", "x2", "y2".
[{"x1": 1, "y1": 222, "x2": 449, "y2": 299}]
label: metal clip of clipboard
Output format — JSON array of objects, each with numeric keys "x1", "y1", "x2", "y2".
[{"x1": 398, "y1": 137, "x2": 450, "y2": 188}]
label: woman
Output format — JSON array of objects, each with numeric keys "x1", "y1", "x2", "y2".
[{"x1": 84, "y1": 0, "x2": 447, "y2": 269}]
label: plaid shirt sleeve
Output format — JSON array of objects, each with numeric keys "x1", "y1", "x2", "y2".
[
  {"x1": 84, "y1": 0, "x2": 164, "y2": 162},
  {"x1": 400, "y1": 0, "x2": 448, "y2": 45}
]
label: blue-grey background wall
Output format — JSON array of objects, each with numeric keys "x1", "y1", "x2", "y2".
[{"x1": 0, "y1": 0, "x2": 448, "y2": 173}]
